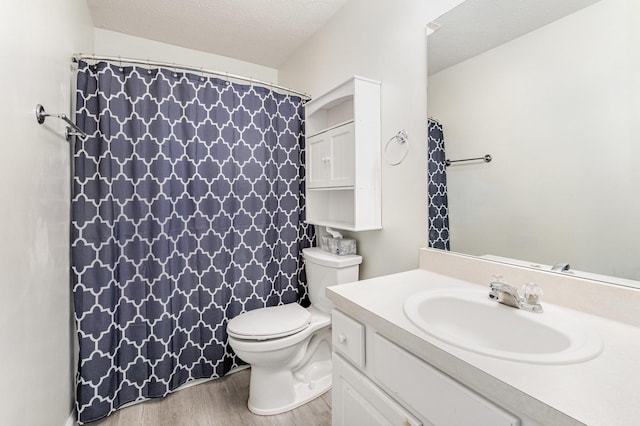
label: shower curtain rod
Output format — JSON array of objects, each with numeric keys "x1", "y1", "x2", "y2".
[{"x1": 72, "y1": 54, "x2": 312, "y2": 100}]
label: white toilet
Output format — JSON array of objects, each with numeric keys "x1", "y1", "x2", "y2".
[{"x1": 226, "y1": 247, "x2": 362, "y2": 415}]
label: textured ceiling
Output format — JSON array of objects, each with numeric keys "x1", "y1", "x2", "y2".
[
  {"x1": 86, "y1": 0, "x2": 348, "y2": 68},
  {"x1": 428, "y1": 0, "x2": 602, "y2": 75}
]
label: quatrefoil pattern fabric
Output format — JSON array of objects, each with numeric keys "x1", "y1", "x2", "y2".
[
  {"x1": 428, "y1": 118, "x2": 450, "y2": 250},
  {"x1": 72, "y1": 61, "x2": 314, "y2": 424}
]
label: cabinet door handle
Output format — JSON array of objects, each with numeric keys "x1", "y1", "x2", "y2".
[
  {"x1": 322, "y1": 156, "x2": 331, "y2": 163},
  {"x1": 338, "y1": 333, "x2": 347, "y2": 344}
]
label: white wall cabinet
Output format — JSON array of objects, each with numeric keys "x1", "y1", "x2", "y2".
[
  {"x1": 332, "y1": 309, "x2": 524, "y2": 426},
  {"x1": 304, "y1": 76, "x2": 381, "y2": 231}
]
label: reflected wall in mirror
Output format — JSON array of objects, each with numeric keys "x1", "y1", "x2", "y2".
[{"x1": 427, "y1": 0, "x2": 640, "y2": 287}]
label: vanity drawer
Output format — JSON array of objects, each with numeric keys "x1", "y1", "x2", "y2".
[
  {"x1": 332, "y1": 309, "x2": 365, "y2": 368},
  {"x1": 372, "y1": 334, "x2": 520, "y2": 426}
]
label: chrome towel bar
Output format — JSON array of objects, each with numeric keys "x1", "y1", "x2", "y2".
[
  {"x1": 35, "y1": 104, "x2": 87, "y2": 140},
  {"x1": 445, "y1": 154, "x2": 492, "y2": 167}
]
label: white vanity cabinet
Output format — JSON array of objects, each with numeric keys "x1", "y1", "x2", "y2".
[
  {"x1": 304, "y1": 76, "x2": 381, "y2": 231},
  {"x1": 332, "y1": 309, "x2": 522, "y2": 426}
]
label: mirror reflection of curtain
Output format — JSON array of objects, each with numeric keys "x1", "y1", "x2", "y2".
[
  {"x1": 427, "y1": 118, "x2": 450, "y2": 250},
  {"x1": 72, "y1": 60, "x2": 314, "y2": 423}
]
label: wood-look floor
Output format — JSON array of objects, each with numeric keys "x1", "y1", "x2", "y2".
[{"x1": 92, "y1": 369, "x2": 332, "y2": 426}]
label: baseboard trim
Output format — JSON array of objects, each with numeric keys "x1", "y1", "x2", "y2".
[{"x1": 64, "y1": 411, "x2": 77, "y2": 426}]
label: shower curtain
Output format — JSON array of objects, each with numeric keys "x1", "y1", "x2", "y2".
[
  {"x1": 72, "y1": 60, "x2": 314, "y2": 423},
  {"x1": 427, "y1": 118, "x2": 450, "y2": 250}
]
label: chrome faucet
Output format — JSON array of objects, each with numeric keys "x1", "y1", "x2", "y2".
[
  {"x1": 488, "y1": 280, "x2": 543, "y2": 313},
  {"x1": 551, "y1": 262, "x2": 570, "y2": 272}
]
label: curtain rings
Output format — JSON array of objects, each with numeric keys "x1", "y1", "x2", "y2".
[{"x1": 89, "y1": 52, "x2": 97, "y2": 72}]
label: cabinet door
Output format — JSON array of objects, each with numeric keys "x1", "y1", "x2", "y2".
[
  {"x1": 373, "y1": 334, "x2": 520, "y2": 426},
  {"x1": 307, "y1": 122, "x2": 355, "y2": 189},
  {"x1": 333, "y1": 354, "x2": 422, "y2": 426}
]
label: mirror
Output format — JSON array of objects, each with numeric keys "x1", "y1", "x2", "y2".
[{"x1": 427, "y1": 0, "x2": 640, "y2": 288}]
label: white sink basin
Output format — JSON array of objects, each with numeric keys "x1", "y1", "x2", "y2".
[{"x1": 404, "y1": 288, "x2": 603, "y2": 364}]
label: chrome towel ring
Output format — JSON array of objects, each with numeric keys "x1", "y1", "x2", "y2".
[{"x1": 384, "y1": 130, "x2": 409, "y2": 165}]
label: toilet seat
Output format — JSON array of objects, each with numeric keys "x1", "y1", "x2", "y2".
[
  {"x1": 227, "y1": 303, "x2": 311, "y2": 340},
  {"x1": 228, "y1": 307, "x2": 330, "y2": 353}
]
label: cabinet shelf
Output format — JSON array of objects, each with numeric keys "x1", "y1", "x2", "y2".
[
  {"x1": 307, "y1": 119, "x2": 355, "y2": 138},
  {"x1": 307, "y1": 186, "x2": 354, "y2": 191}
]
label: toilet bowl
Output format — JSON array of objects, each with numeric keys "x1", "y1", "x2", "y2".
[{"x1": 226, "y1": 247, "x2": 362, "y2": 415}]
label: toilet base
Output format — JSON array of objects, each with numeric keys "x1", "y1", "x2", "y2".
[{"x1": 248, "y1": 359, "x2": 332, "y2": 415}]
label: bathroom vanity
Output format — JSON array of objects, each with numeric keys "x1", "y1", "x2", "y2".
[{"x1": 328, "y1": 248, "x2": 640, "y2": 426}]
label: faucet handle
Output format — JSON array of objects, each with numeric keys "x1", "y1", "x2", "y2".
[{"x1": 522, "y1": 283, "x2": 543, "y2": 304}]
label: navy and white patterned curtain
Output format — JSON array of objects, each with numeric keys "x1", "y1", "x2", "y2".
[
  {"x1": 427, "y1": 118, "x2": 450, "y2": 250},
  {"x1": 72, "y1": 60, "x2": 314, "y2": 423}
]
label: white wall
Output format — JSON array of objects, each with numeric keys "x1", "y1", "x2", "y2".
[
  {"x1": 279, "y1": 0, "x2": 464, "y2": 279},
  {"x1": 94, "y1": 29, "x2": 278, "y2": 84},
  {"x1": 0, "y1": 1, "x2": 94, "y2": 425},
  {"x1": 428, "y1": 0, "x2": 640, "y2": 280}
]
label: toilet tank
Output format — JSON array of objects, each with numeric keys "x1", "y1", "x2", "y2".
[{"x1": 302, "y1": 247, "x2": 362, "y2": 314}]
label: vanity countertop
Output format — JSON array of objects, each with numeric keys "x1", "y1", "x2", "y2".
[{"x1": 327, "y1": 267, "x2": 640, "y2": 426}]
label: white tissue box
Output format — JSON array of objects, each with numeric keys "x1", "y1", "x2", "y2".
[{"x1": 320, "y1": 236, "x2": 357, "y2": 256}]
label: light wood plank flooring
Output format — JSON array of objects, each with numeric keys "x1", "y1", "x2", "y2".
[{"x1": 92, "y1": 369, "x2": 331, "y2": 426}]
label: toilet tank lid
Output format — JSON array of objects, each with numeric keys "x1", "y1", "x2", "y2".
[
  {"x1": 227, "y1": 303, "x2": 311, "y2": 339},
  {"x1": 302, "y1": 247, "x2": 362, "y2": 268}
]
